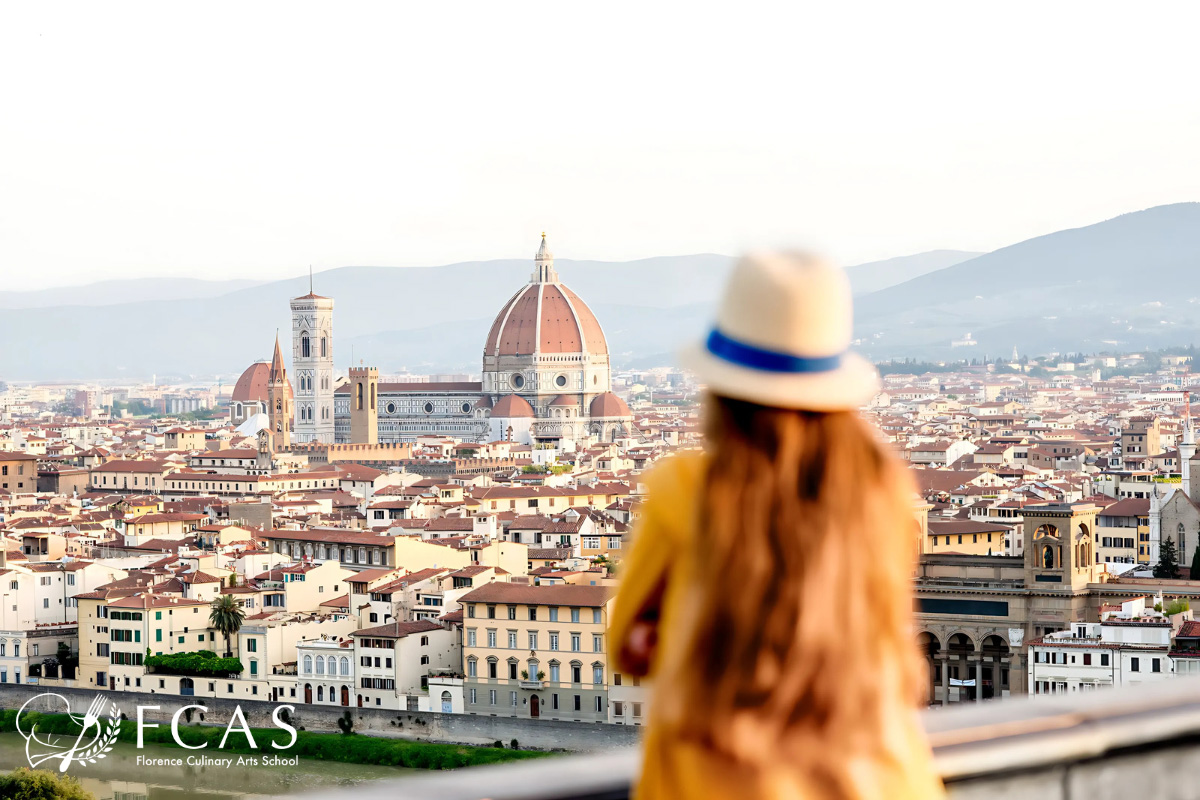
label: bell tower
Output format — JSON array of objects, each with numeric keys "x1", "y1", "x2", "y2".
[
  {"x1": 266, "y1": 334, "x2": 291, "y2": 452},
  {"x1": 291, "y1": 277, "x2": 336, "y2": 443},
  {"x1": 349, "y1": 365, "x2": 378, "y2": 445}
]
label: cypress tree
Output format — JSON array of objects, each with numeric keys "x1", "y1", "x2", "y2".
[{"x1": 1155, "y1": 536, "x2": 1180, "y2": 579}]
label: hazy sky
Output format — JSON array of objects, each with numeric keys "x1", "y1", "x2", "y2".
[{"x1": 3, "y1": 2, "x2": 1200, "y2": 291}]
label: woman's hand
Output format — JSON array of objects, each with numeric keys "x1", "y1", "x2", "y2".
[{"x1": 620, "y1": 618, "x2": 659, "y2": 677}]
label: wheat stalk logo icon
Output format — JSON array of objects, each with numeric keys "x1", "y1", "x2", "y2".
[{"x1": 16, "y1": 693, "x2": 121, "y2": 771}]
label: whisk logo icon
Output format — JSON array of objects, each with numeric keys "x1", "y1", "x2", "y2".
[{"x1": 16, "y1": 694, "x2": 121, "y2": 771}]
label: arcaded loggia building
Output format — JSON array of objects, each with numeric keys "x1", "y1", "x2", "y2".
[{"x1": 302, "y1": 235, "x2": 633, "y2": 445}]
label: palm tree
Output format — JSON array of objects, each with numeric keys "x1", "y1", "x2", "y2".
[{"x1": 209, "y1": 594, "x2": 245, "y2": 657}]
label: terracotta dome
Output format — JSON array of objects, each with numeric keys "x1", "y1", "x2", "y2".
[
  {"x1": 473, "y1": 396, "x2": 494, "y2": 410},
  {"x1": 589, "y1": 392, "x2": 631, "y2": 418},
  {"x1": 231, "y1": 362, "x2": 293, "y2": 405},
  {"x1": 484, "y1": 282, "x2": 608, "y2": 357},
  {"x1": 491, "y1": 394, "x2": 536, "y2": 418}
]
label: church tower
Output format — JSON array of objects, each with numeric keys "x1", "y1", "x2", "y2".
[
  {"x1": 291, "y1": 283, "x2": 335, "y2": 443},
  {"x1": 1181, "y1": 389, "x2": 1195, "y2": 502},
  {"x1": 266, "y1": 333, "x2": 291, "y2": 452},
  {"x1": 349, "y1": 366, "x2": 378, "y2": 444}
]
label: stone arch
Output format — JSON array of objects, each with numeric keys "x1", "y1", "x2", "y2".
[{"x1": 1075, "y1": 524, "x2": 1093, "y2": 567}]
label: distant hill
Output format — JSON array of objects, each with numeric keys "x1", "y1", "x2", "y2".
[
  {"x1": 845, "y1": 250, "x2": 981, "y2": 295},
  {"x1": 0, "y1": 249, "x2": 969, "y2": 381},
  {"x1": 853, "y1": 203, "x2": 1200, "y2": 361},
  {"x1": 0, "y1": 277, "x2": 263, "y2": 309}
]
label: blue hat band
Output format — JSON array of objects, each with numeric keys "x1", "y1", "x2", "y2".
[{"x1": 705, "y1": 328, "x2": 844, "y2": 374}]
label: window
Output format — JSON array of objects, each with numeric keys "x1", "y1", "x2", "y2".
[
  {"x1": 511, "y1": 690, "x2": 518, "y2": 707},
  {"x1": 593, "y1": 635, "x2": 602, "y2": 652},
  {"x1": 468, "y1": 605, "x2": 476, "y2": 619},
  {"x1": 592, "y1": 609, "x2": 601, "y2": 624},
  {"x1": 595, "y1": 696, "x2": 603, "y2": 713},
  {"x1": 571, "y1": 634, "x2": 581, "y2": 652},
  {"x1": 508, "y1": 631, "x2": 518, "y2": 649},
  {"x1": 549, "y1": 633, "x2": 559, "y2": 651},
  {"x1": 571, "y1": 663, "x2": 582, "y2": 683},
  {"x1": 489, "y1": 689, "x2": 497, "y2": 705},
  {"x1": 488, "y1": 658, "x2": 498, "y2": 679},
  {"x1": 1101, "y1": 654, "x2": 1110, "y2": 666},
  {"x1": 552, "y1": 693, "x2": 559, "y2": 710},
  {"x1": 508, "y1": 661, "x2": 518, "y2": 680},
  {"x1": 247, "y1": 639, "x2": 257, "y2": 652},
  {"x1": 574, "y1": 695, "x2": 582, "y2": 711},
  {"x1": 528, "y1": 606, "x2": 538, "y2": 621},
  {"x1": 469, "y1": 688, "x2": 477, "y2": 704},
  {"x1": 550, "y1": 608, "x2": 559, "y2": 622},
  {"x1": 467, "y1": 629, "x2": 477, "y2": 647},
  {"x1": 508, "y1": 606, "x2": 517, "y2": 620},
  {"x1": 571, "y1": 608, "x2": 580, "y2": 623},
  {"x1": 1083, "y1": 653, "x2": 1091, "y2": 666},
  {"x1": 528, "y1": 632, "x2": 538, "y2": 650},
  {"x1": 420, "y1": 655, "x2": 429, "y2": 665},
  {"x1": 593, "y1": 665, "x2": 604, "y2": 684},
  {"x1": 487, "y1": 630, "x2": 497, "y2": 648},
  {"x1": 467, "y1": 658, "x2": 477, "y2": 678},
  {"x1": 487, "y1": 605, "x2": 496, "y2": 619},
  {"x1": 1152, "y1": 658, "x2": 1161, "y2": 673},
  {"x1": 1131, "y1": 657, "x2": 1140, "y2": 673},
  {"x1": 632, "y1": 702, "x2": 643, "y2": 718}
]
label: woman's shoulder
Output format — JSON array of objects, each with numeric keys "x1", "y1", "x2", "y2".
[{"x1": 643, "y1": 450, "x2": 708, "y2": 509}]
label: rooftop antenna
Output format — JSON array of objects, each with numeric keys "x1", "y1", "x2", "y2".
[{"x1": 309, "y1": 265, "x2": 313, "y2": 294}]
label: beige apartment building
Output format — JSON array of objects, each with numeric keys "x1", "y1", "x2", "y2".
[
  {"x1": 77, "y1": 590, "x2": 216, "y2": 692},
  {"x1": 460, "y1": 582, "x2": 613, "y2": 723}
]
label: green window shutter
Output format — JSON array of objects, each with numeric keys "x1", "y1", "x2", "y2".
[{"x1": 156, "y1": 630, "x2": 162, "y2": 642}]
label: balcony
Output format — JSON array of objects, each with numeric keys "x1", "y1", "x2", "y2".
[
  {"x1": 300, "y1": 677, "x2": 1200, "y2": 799},
  {"x1": 518, "y1": 679, "x2": 545, "y2": 690}
]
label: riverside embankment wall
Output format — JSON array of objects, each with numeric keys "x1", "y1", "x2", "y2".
[{"x1": 0, "y1": 684, "x2": 639, "y2": 752}]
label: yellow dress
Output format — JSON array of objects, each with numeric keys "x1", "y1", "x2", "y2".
[{"x1": 609, "y1": 452, "x2": 945, "y2": 800}]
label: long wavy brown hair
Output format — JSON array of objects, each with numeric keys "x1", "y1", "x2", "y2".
[{"x1": 654, "y1": 394, "x2": 924, "y2": 792}]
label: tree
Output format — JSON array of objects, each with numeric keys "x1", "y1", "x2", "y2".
[
  {"x1": 209, "y1": 594, "x2": 245, "y2": 658},
  {"x1": 1191, "y1": 544, "x2": 1200, "y2": 581},
  {"x1": 1155, "y1": 536, "x2": 1180, "y2": 579}
]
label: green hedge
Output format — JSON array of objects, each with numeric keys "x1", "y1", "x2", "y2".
[
  {"x1": 0, "y1": 709, "x2": 548, "y2": 770},
  {"x1": 144, "y1": 650, "x2": 243, "y2": 676},
  {"x1": 0, "y1": 768, "x2": 95, "y2": 800}
]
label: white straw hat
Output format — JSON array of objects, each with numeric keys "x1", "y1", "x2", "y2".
[{"x1": 681, "y1": 252, "x2": 880, "y2": 411}]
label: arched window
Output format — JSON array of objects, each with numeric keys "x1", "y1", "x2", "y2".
[
  {"x1": 317, "y1": 685, "x2": 324, "y2": 701},
  {"x1": 340, "y1": 656, "x2": 350, "y2": 676},
  {"x1": 1042, "y1": 545, "x2": 1055, "y2": 570},
  {"x1": 302, "y1": 334, "x2": 311, "y2": 358},
  {"x1": 315, "y1": 656, "x2": 325, "y2": 675},
  {"x1": 327, "y1": 656, "x2": 337, "y2": 675},
  {"x1": 356, "y1": 383, "x2": 363, "y2": 411},
  {"x1": 321, "y1": 337, "x2": 327, "y2": 357},
  {"x1": 303, "y1": 655, "x2": 312, "y2": 674}
]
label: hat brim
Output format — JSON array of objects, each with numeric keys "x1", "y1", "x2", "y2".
[{"x1": 679, "y1": 341, "x2": 880, "y2": 412}]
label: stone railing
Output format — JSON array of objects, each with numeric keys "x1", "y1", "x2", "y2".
[{"x1": 297, "y1": 676, "x2": 1200, "y2": 799}]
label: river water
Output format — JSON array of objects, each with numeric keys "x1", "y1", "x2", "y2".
[{"x1": 0, "y1": 732, "x2": 413, "y2": 799}]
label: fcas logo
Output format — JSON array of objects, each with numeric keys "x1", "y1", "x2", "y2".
[{"x1": 17, "y1": 694, "x2": 121, "y2": 771}]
